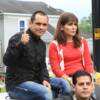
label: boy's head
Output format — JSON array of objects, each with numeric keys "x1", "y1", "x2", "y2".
[{"x1": 72, "y1": 70, "x2": 94, "y2": 100}]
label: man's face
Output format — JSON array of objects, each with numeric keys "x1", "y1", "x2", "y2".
[
  {"x1": 73, "y1": 76, "x2": 93, "y2": 99},
  {"x1": 29, "y1": 14, "x2": 48, "y2": 37}
]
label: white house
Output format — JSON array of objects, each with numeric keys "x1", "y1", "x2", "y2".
[{"x1": 0, "y1": 0, "x2": 64, "y2": 67}]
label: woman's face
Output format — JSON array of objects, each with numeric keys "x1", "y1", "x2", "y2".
[{"x1": 62, "y1": 21, "x2": 77, "y2": 37}]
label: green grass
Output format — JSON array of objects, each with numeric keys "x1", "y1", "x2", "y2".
[
  {"x1": 0, "y1": 87, "x2": 6, "y2": 93},
  {"x1": 0, "y1": 81, "x2": 6, "y2": 93}
]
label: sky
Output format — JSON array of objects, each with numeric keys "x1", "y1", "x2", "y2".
[{"x1": 20, "y1": 0, "x2": 92, "y2": 20}]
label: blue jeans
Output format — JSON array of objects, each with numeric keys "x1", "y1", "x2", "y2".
[
  {"x1": 50, "y1": 77, "x2": 72, "y2": 96},
  {"x1": 8, "y1": 81, "x2": 53, "y2": 100}
]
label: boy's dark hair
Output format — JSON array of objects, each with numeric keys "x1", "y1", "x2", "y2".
[
  {"x1": 31, "y1": 10, "x2": 48, "y2": 22},
  {"x1": 72, "y1": 70, "x2": 92, "y2": 85}
]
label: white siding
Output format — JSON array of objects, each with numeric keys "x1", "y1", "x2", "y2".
[
  {"x1": 48, "y1": 15, "x2": 59, "y2": 28},
  {"x1": 4, "y1": 15, "x2": 29, "y2": 51},
  {"x1": 0, "y1": 41, "x2": 2, "y2": 67},
  {"x1": 0, "y1": 14, "x2": 4, "y2": 67},
  {"x1": 3, "y1": 14, "x2": 59, "y2": 51},
  {"x1": 0, "y1": 14, "x2": 4, "y2": 41}
]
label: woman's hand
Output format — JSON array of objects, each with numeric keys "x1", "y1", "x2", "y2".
[
  {"x1": 42, "y1": 80, "x2": 51, "y2": 89},
  {"x1": 62, "y1": 74, "x2": 73, "y2": 87}
]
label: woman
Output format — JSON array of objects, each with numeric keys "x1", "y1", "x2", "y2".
[{"x1": 49, "y1": 12, "x2": 95, "y2": 95}]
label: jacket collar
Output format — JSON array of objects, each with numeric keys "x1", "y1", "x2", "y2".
[{"x1": 26, "y1": 28, "x2": 40, "y2": 41}]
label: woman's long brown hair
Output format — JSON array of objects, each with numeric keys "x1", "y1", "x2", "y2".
[{"x1": 54, "y1": 12, "x2": 81, "y2": 48}]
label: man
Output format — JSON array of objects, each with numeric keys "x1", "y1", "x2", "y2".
[
  {"x1": 72, "y1": 70, "x2": 95, "y2": 100},
  {"x1": 3, "y1": 10, "x2": 53, "y2": 100},
  {"x1": 55, "y1": 70, "x2": 96, "y2": 100}
]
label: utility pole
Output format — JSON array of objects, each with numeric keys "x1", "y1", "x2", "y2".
[{"x1": 92, "y1": 0, "x2": 100, "y2": 72}]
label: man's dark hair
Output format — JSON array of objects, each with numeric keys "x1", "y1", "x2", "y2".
[
  {"x1": 31, "y1": 10, "x2": 48, "y2": 22},
  {"x1": 72, "y1": 70, "x2": 92, "y2": 85}
]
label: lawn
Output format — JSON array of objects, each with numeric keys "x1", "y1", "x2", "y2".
[{"x1": 0, "y1": 81, "x2": 6, "y2": 93}]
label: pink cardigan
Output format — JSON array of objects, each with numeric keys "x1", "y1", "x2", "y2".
[{"x1": 49, "y1": 38, "x2": 95, "y2": 77}]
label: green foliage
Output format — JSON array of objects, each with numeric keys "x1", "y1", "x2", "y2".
[
  {"x1": 0, "y1": 81, "x2": 6, "y2": 93},
  {"x1": 0, "y1": 87, "x2": 6, "y2": 93},
  {"x1": 79, "y1": 14, "x2": 92, "y2": 37}
]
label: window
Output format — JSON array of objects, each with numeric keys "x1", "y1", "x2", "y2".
[
  {"x1": 19, "y1": 20, "x2": 25, "y2": 32},
  {"x1": 18, "y1": 18, "x2": 28, "y2": 32}
]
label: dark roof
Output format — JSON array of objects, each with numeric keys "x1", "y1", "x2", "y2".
[{"x1": 0, "y1": 0, "x2": 63, "y2": 15}]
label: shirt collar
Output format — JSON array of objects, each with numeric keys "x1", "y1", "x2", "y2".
[{"x1": 73, "y1": 94, "x2": 93, "y2": 100}]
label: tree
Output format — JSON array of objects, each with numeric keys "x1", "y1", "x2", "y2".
[{"x1": 79, "y1": 14, "x2": 92, "y2": 38}]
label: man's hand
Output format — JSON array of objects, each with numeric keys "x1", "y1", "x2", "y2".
[
  {"x1": 42, "y1": 80, "x2": 51, "y2": 89},
  {"x1": 21, "y1": 32, "x2": 30, "y2": 45}
]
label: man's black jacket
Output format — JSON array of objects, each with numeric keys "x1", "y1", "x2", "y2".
[{"x1": 3, "y1": 29, "x2": 49, "y2": 91}]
